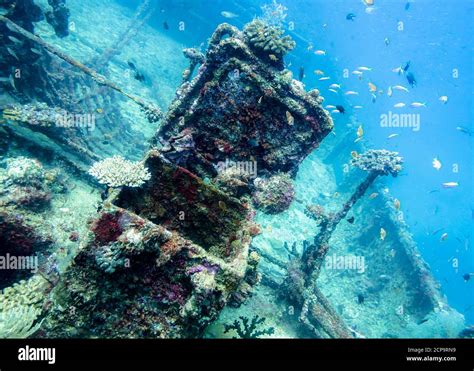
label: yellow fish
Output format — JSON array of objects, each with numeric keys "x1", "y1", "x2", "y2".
[
  {"x1": 363, "y1": 0, "x2": 374, "y2": 5},
  {"x1": 351, "y1": 151, "x2": 359, "y2": 159},
  {"x1": 368, "y1": 82, "x2": 377, "y2": 93},
  {"x1": 266, "y1": 225, "x2": 273, "y2": 233},
  {"x1": 96, "y1": 108, "x2": 103, "y2": 114},
  {"x1": 369, "y1": 192, "x2": 379, "y2": 199},
  {"x1": 380, "y1": 227, "x2": 387, "y2": 241},
  {"x1": 269, "y1": 54, "x2": 278, "y2": 61},
  {"x1": 356, "y1": 125, "x2": 363, "y2": 141},
  {"x1": 394, "y1": 198, "x2": 401, "y2": 210},
  {"x1": 286, "y1": 111, "x2": 294, "y2": 126},
  {"x1": 218, "y1": 201, "x2": 227, "y2": 211}
]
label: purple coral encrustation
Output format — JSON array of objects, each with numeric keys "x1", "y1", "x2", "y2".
[
  {"x1": 186, "y1": 260, "x2": 220, "y2": 275},
  {"x1": 155, "y1": 281, "x2": 189, "y2": 305}
]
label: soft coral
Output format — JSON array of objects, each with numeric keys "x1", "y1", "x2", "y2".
[{"x1": 91, "y1": 211, "x2": 123, "y2": 245}]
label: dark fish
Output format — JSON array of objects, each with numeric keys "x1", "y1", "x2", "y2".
[
  {"x1": 347, "y1": 216, "x2": 355, "y2": 224},
  {"x1": 248, "y1": 138, "x2": 259, "y2": 147},
  {"x1": 402, "y1": 61, "x2": 411, "y2": 72},
  {"x1": 456, "y1": 126, "x2": 473, "y2": 136},
  {"x1": 100, "y1": 189, "x2": 108, "y2": 201},
  {"x1": 299, "y1": 66, "x2": 305, "y2": 81},
  {"x1": 357, "y1": 294, "x2": 364, "y2": 304},
  {"x1": 430, "y1": 227, "x2": 445, "y2": 236},
  {"x1": 463, "y1": 273, "x2": 472, "y2": 282},
  {"x1": 346, "y1": 13, "x2": 356, "y2": 21},
  {"x1": 163, "y1": 21, "x2": 169, "y2": 30},
  {"x1": 128, "y1": 61, "x2": 146, "y2": 82},
  {"x1": 417, "y1": 318, "x2": 429, "y2": 325},
  {"x1": 406, "y1": 72, "x2": 417, "y2": 87},
  {"x1": 405, "y1": 2, "x2": 411, "y2": 10},
  {"x1": 134, "y1": 71, "x2": 145, "y2": 82},
  {"x1": 336, "y1": 105, "x2": 345, "y2": 114}
]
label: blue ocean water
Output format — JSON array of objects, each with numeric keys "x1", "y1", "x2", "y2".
[
  {"x1": 280, "y1": 0, "x2": 474, "y2": 325},
  {"x1": 126, "y1": 0, "x2": 473, "y2": 323}
]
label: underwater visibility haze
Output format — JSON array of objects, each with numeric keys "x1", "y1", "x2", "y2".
[{"x1": 0, "y1": 0, "x2": 472, "y2": 342}]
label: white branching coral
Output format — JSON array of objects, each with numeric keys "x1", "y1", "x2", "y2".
[{"x1": 88, "y1": 156, "x2": 151, "y2": 188}]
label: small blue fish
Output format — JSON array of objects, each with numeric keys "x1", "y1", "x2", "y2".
[{"x1": 346, "y1": 13, "x2": 356, "y2": 21}]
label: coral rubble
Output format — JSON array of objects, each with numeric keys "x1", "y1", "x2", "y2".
[
  {"x1": 0, "y1": 156, "x2": 67, "y2": 211},
  {"x1": 252, "y1": 173, "x2": 295, "y2": 214}
]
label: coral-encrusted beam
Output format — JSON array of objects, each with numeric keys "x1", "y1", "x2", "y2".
[{"x1": 0, "y1": 15, "x2": 162, "y2": 122}]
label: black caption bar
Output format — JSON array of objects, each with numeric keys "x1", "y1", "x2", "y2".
[{"x1": 0, "y1": 339, "x2": 472, "y2": 369}]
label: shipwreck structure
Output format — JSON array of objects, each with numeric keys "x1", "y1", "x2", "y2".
[
  {"x1": 0, "y1": 6, "x2": 465, "y2": 338},
  {"x1": 154, "y1": 21, "x2": 332, "y2": 180},
  {"x1": 41, "y1": 20, "x2": 334, "y2": 338}
]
